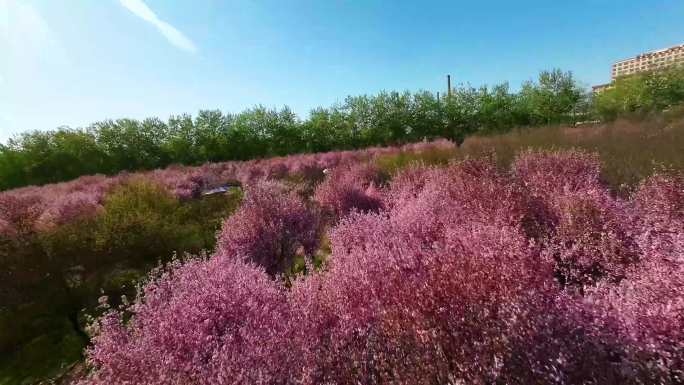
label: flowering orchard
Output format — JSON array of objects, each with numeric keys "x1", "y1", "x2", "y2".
[{"x1": 81, "y1": 148, "x2": 684, "y2": 385}]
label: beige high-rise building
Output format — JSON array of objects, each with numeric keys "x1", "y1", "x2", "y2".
[{"x1": 611, "y1": 43, "x2": 684, "y2": 80}]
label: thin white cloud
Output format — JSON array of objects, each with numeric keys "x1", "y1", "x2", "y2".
[{"x1": 119, "y1": 0, "x2": 196, "y2": 53}]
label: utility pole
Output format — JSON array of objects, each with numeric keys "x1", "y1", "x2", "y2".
[{"x1": 447, "y1": 74, "x2": 452, "y2": 98}]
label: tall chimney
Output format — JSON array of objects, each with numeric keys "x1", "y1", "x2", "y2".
[{"x1": 447, "y1": 74, "x2": 452, "y2": 98}]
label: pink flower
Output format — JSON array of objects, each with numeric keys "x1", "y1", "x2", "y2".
[
  {"x1": 313, "y1": 162, "x2": 385, "y2": 221},
  {"x1": 216, "y1": 180, "x2": 320, "y2": 276},
  {"x1": 84, "y1": 257, "x2": 298, "y2": 385}
]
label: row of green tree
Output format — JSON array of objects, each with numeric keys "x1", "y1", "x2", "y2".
[
  {"x1": 593, "y1": 64, "x2": 684, "y2": 120},
  {"x1": 2, "y1": 67, "x2": 683, "y2": 191}
]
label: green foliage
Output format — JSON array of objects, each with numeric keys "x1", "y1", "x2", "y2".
[
  {"x1": 0, "y1": 315, "x2": 85, "y2": 385},
  {"x1": 93, "y1": 118, "x2": 170, "y2": 173},
  {"x1": 95, "y1": 179, "x2": 242, "y2": 264},
  {"x1": 37, "y1": 218, "x2": 100, "y2": 271},
  {"x1": 302, "y1": 107, "x2": 355, "y2": 152},
  {"x1": 375, "y1": 145, "x2": 457, "y2": 176},
  {"x1": 1, "y1": 67, "x2": 682, "y2": 193},
  {"x1": 0, "y1": 129, "x2": 105, "y2": 188},
  {"x1": 95, "y1": 180, "x2": 193, "y2": 261},
  {"x1": 0, "y1": 69, "x2": 593, "y2": 191},
  {"x1": 593, "y1": 65, "x2": 684, "y2": 120},
  {"x1": 520, "y1": 69, "x2": 586, "y2": 125},
  {"x1": 0, "y1": 181, "x2": 242, "y2": 385}
]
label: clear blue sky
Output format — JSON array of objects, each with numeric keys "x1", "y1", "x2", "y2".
[{"x1": 1, "y1": 0, "x2": 683, "y2": 142}]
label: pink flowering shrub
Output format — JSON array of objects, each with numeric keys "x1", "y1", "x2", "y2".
[
  {"x1": 632, "y1": 173, "x2": 684, "y2": 260},
  {"x1": 0, "y1": 192, "x2": 45, "y2": 235},
  {"x1": 31, "y1": 193, "x2": 103, "y2": 272},
  {"x1": 542, "y1": 189, "x2": 641, "y2": 288},
  {"x1": 84, "y1": 257, "x2": 299, "y2": 385},
  {"x1": 286, "y1": 158, "x2": 326, "y2": 181},
  {"x1": 598, "y1": 174, "x2": 684, "y2": 381},
  {"x1": 216, "y1": 181, "x2": 320, "y2": 275},
  {"x1": 83, "y1": 148, "x2": 684, "y2": 384},
  {"x1": 500, "y1": 291, "x2": 633, "y2": 384},
  {"x1": 386, "y1": 158, "x2": 534, "y2": 245},
  {"x1": 512, "y1": 150, "x2": 641, "y2": 288},
  {"x1": 0, "y1": 139, "x2": 451, "y2": 238},
  {"x1": 381, "y1": 162, "x2": 436, "y2": 210},
  {"x1": 586, "y1": 255, "x2": 684, "y2": 382},
  {"x1": 290, "y1": 194, "x2": 631, "y2": 384},
  {"x1": 293, "y1": 158, "x2": 632, "y2": 382},
  {"x1": 0, "y1": 217, "x2": 15, "y2": 239},
  {"x1": 297, "y1": 217, "x2": 552, "y2": 384},
  {"x1": 399, "y1": 138, "x2": 456, "y2": 153},
  {"x1": 512, "y1": 149, "x2": 603, "y2": 197},
  {"x1": 313, "y1": 163, "x2": 386, "y2": 221},
  {"x1": 34, "y1": 192, "x2": 103, "y2": 232},
  {"x1": 3, "y1": 144, "x2": 682, "y2": 384}
]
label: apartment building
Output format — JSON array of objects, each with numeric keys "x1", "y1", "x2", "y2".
[
  {"x1": 592, "y1": 83, "x2": 612, "y2": 93},
  {"x1": 611, "y1": 43, "x2": 684, "y2": 80}
]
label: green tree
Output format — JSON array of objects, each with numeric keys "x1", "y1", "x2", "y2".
[
  {"x1": 478, "y1": 83, "x2": 520, "y2": 132},
  {"x1": 1, "y1": 129, "x2": 104, "y2": 187},
  {"x1": 193, "y1": 110, "x2": 233, "y2": 162},
  {"x1": 520, "y1": 69, "x2": 585, "y2": 125},
  {"x1": 593, "y1": 65, "x2": 684, "y2": 120},
  {"x1": 443, "y1": 85, "x2": 480, "y2": 143},
  {"x1": 93, "y1": 118, "x2": 168, "y2": 172},
  {"x1": 409, "y1": 91, "x2": 444, "y2": 140},
  {"x1": 302, "y1": 107, "x2": 354, "y2": 152}
]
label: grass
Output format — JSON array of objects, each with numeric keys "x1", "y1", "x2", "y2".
[
  {"x1": 376, "y1": 109, "x2": 684, "y2": 195},
  {"x1": 0, "y1": 316, "x2": 84, "y2": 385}
]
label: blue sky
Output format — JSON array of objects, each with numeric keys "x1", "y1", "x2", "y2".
[{"x1": 1, "y1": 0, "x2": 683, "y2": 142}]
